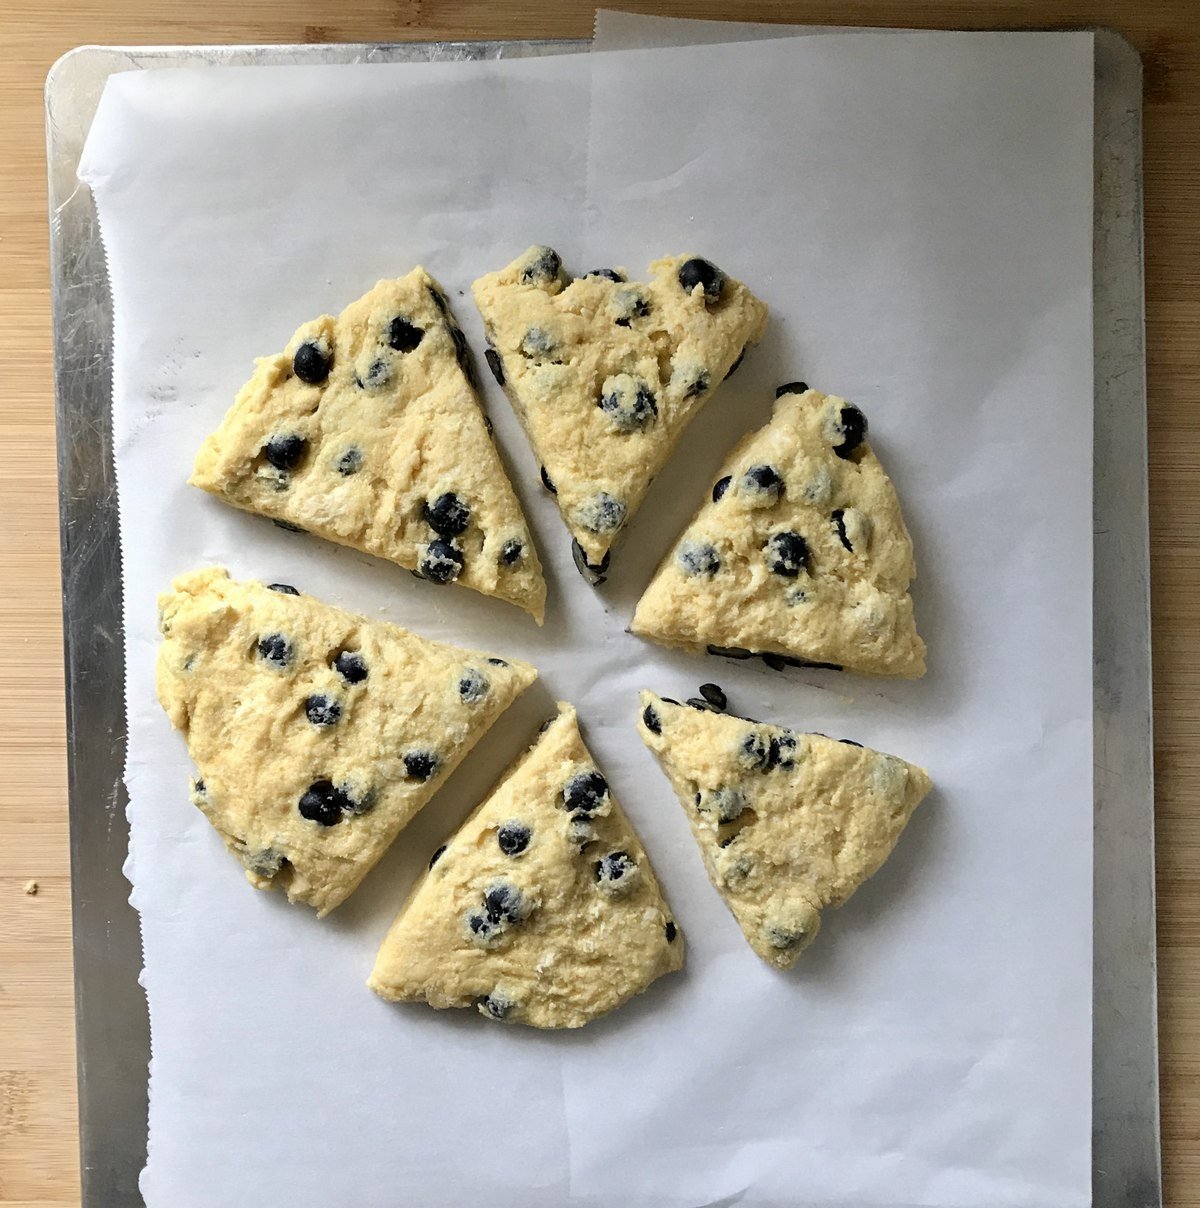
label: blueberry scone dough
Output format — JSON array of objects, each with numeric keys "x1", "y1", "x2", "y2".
[
  {"x1": 631, "y1": 387, "x2": 926, "y2": 677},
  {"x1": 638, "y1": 692, "x2": 931, "y2": 968},
  {"x1": 156, "y1": 568, "x2": 537, "y2": 915},
  {"x1": 369, "y1": 703, "x2": 683, "y2": 1028},
  {"x1": 472, "y1": 247, "x2": 768, "y2": 578},
  {"x1": 191, "y1": 268, "x2": 546, "y2": 622}
]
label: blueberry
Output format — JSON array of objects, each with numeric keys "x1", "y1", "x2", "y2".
[
  {"x1": 724, "y1": 347, "x2": 746, "y2": 379},
  {"x1": 766, "y1": 923, "x2": 811, "y2": 951},
  {"x1": 707, "y1": 644, "x2": 754, "y2": 660},
  {"x1": 466, "y1": 913, "x2": 501, "y2": 944},
  {"x1": 773, "y1": 654, "x2": 844, "y2": 672},
  {"x1": 257, "y1": 633, "x2": 293, "y2": 668},
  {"x1": 776, "y1": 380, "x2": 809, "y2": 398},
  {"x1": 273, "y1": 519, "x2": 305, "y2": 533},
  {"x1": 678, "y1": 257, "x2": 725, "y2": 304},
  {"x1": 192, "y1": 777, "x2": 206, "y2": 796},
  {"x1": 483, "y1": 882, "x2": 526, "y2": 924},
  {"x1": 739, "y1": 730, "x2": 772, "y2": 771},
  {"x1": 585, "y1": 268, "x2": 624, "y2": 282},
  {"x1": 485, "y1": 347, "x2": 505, "y2": 386},
  {"x1": 497, "y1": 821, "x2": 531, "y2": 857},
  {"x1": 832, "y1": 508, "x2": 852, "y2": 551},
  {"x1": 742, "y1": 464, "x2": 783, "y2": 501},
  {"x1": 521, "y1": 327, "x2": 556, "y2": 357},
  {"x1": 486, "y1": 657, "x2": 509, "y2": 667},
  {"x1": 567, "y1": 812, "x2": 596, "y2": 846},
  {"x1": 831, "y1": 405, "x2": 868, "y2": 459},
  {"x1": 676, "y1": 540, "x2": 720, "y2": 578},
  {"x1": 762, "y1": 653, "x2": 788, "y2": 672},
  {"x1": 519, "y1": 246, "x2": 562, "y2": 286},
  {"x1": 262, "y1": 433, "x2": 307, "y2": 472},
  {"x1": 698, "y1": 787, "x2": 745, "y2": 823},
  {"x1": 840, "y1": 738, "x2": 864, "y2": 748},
  {"x1": 723, "y1": 856, "x2": 755, "y2": 889},
  {"x1": 293, "y1": 341, "x2": 331, "y2": 384},
  {"x1": 665, "y1": 920, "x2": 678, "y2": 943},
  {"x1": 448, "y1": 325, "x2": 474, "y2": 383},
  {"x1": 764, "y1": 532, "x2": 810, "y2": 577},
  {"x1": 423, "y1": 492, "x2": 470, "y2": 538},
  {"x1": 831, "y1": 507, "x2": 871, "y2": 554},
  {"x1": 304, "y1": 694, "x2": 342, "y2": 727},
  {"x1": 426, "y1": 285, "x2": 448, "y2": 315},
  {"x1": 572, "y1": 540, "x2": 610, "y2": 586},
  {"x1": 613, "y1": 289, "x2": 651, "y2": 327},
  {"x1": 768, "y1": 732, "x2": 798, "y2": 770},
  {"x1": 594, "y1": 850, "x2": 637, "y2": 891},
  {"x1": 357, "y1": 358, "x2": 392, "y2": 391},
  {"x1": 298, "y1": 779, "x2": 351, "y2": 827},
  {"x1": 576, "y1": 492, "x2": 626, "y2": 535},
  {"x1": 417, "y1": 540, "x2": 464, "y2": 584},
  {"x1": 499, "y1": 538, "x2": 524, "y2": 567},
  {"x1": 388, "y1": 316, "x2": 424, "y2": 352},
  {"x1": 712, "y1": 475, "x2": 733, "y2": 503},
  {"x1": 564, "y1": 770, "x2": 608, "y2": 814},
  {"x1": 267, "y1": 583, "x2": 299, "y2": 595},
  {"x1": 540, "y1": 466, "x2": 557, "y2": 494},
  {"x1": 429, "y1": 844, "x2": 447, "y2": 868},
  {"x1": 699, "y1": 683, "x2": 727, "y2": 710},
  {"x1": 480, "y1": 994, "x2": 514, "y2": 1020},
  {"x1": 403, "y1": 751, "x2": 439, "y2": 782},
  {"x1": 458, "y1": 668, "x2": 490, "y2": 703},
  {"x1": 243, "y1": 847, "x2": 287, "y2": 878},
  {"x1": 687, "y1": 698, "x2": 714, "y2": 711},
  {"x1": 598, "y1": 374, "x2": 657, "y2": 433},
  {"x1": 335, "y1": 447, "x2": 363, "y2": 476},
  {"x1": 681, "y1": 369, "x2": 711, "y2": 400},
  {"x1": 642, "y1": 704, "x2": 662, "y2": 734},
  {"x1": 333, "y1": 650, "x2": 367, "y2": 683}
]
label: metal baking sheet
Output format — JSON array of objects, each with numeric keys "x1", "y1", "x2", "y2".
[{"x1": 46, "y1": 31, "x2": 1157, "y2": 1207}]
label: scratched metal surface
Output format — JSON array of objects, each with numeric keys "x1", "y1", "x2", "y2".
[
  {"x1": 1090, "y1": 29, "x2": 1161, "y2": 1208},
  {"x1": 46, "y1": 31, "x2": 1157, "y2": 1207}
]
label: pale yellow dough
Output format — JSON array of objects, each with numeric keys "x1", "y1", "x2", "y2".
[
  {"x1": 156, "y1": 567, "x2": 537, "y2": 915},
  {"x1": 631, "y1": 388, "x2": 926, "y2": 677},
  {"x1": 369, "y1": 703, "x2": 684, "y2": 1028},
  {"x1": 637, "y1": 692, "x2": 931, "y2": 968},
  {"x1": 472, "y1": 247, "x2": 768, "y2": 572},
  {"x1": 191, "y1": 268, "x2": 546, "y2": 622}
]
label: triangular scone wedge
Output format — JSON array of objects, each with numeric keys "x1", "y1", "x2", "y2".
[
  {"x1": 156, "y1": 567, "x2": 537, "y2": 915},
  {"x1": 369, "y1": 703, "x2": 683, "y2": 1028},
  {"x1": 632, "y1": 386, "x2": 925, "y2": 677},
  {"x1": 637, "y1": 692, "x2": 931, "y2": 968},
  {"x1": 473, "y1": 247, "x2": 768, "y2": 579},
  {"x1": 191, "y1": 268, "x2": 546, "y2": 622}
]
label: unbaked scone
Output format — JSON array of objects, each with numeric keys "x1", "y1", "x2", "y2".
[
  {"x1": 191, "y1": 269, "x2": 546, "y2": 622},
  {"x1": 637, "y1": 691, "x2": 931, "y2": 968},
  {"x1": 156, "y1": 567, "x2": 537, "y2": 915},
  {"x1": 472, "y1": 247, "x2": 768, "y2": 580},
  {"x1": 631, "y1": 386, "x2": 925, "y2": 677},
  {"x1": 369, "y1": 703, "x2": 683, "y2": 1028}
]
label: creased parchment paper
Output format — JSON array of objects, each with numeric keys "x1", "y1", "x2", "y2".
[{"x1": 77, "y1": 26, "x2": 1093, "y2": 1207}]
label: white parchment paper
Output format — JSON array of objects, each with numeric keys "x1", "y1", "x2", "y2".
[{"x1": 78, "y1": 27, "x2": 1094, "y2": 1208}]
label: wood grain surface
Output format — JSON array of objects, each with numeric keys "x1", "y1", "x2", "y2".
[{"x1": 2, "y1": 2, "x2": 1196, "y2": 1205}]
